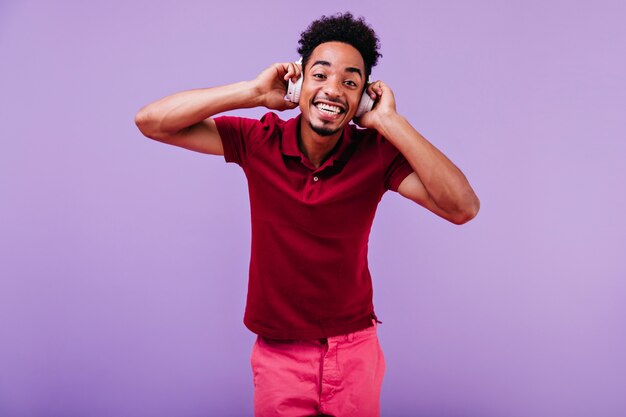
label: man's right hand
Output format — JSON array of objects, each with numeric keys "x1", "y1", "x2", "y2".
[
  {"x1": 253, "y1": 62, "x2": 302, "y2": 111},
  {"x1": 135, "y1": 61, "x2": 303, "y2": 155}
]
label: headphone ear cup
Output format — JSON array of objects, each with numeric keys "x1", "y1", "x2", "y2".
[
  {"x1": 355, "y1": 91, "x2": 374, "y2": 118},
  {"x1": 286, "y1": 76, "x2": 303, "y2": 103}
]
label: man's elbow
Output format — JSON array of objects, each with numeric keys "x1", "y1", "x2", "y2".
[
  {"x1": 449, "y1": 196, "x2": 480, "y2": 225},
  {"x1": 134, "y1": 109, "x2": 165, "y2": 140},
  {"x1": 135, "y1": 110, "x2": 153, "y2": 137}
]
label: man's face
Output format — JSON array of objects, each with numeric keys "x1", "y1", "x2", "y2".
[{"x1": 299, "y1": 41, "x2": 366, "y2": 138}]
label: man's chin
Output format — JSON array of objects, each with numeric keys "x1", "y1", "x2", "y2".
[{"x1": 309, "y1": 121, "x2": 343, "y2": 137}]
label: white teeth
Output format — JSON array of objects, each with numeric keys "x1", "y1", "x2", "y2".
[{"x1": 316, "y1": 103, "x2": 342, "y2": 114}]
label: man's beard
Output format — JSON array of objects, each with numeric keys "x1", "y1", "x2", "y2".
[{"x1": 309, "y1": 120, "x2": 342, "y2": 137}]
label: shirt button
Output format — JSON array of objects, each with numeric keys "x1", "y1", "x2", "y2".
[{"x1": 313, "y1": 176, "x2": 319, "y2": 182}]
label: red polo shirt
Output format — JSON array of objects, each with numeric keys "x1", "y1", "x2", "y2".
[{"x1": 214, "y1": 112, "x2": 413, "y2": 339}]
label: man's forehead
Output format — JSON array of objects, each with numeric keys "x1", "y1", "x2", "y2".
[{"x1": 308, "y1": 42, "x2": 365, "y2": 73}]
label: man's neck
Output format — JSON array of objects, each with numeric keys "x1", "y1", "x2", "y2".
[{"x1": 298, "y1": 126, "x2": 343, "y2": 169}]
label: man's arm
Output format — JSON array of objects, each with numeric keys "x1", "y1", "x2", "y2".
[
  {"x1": 357, "y1": 81, "x2": 480, "y2": 225},
  {"x1": 134, "y1": 63, "x2": 301, "y2": 154}
]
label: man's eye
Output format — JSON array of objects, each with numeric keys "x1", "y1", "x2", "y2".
[
  {"x1": 345, "y1": 80, "x2": 357, "y2": 87},
  {"x1": 313, "y1": 73, "x2": 326, "y2": 79}
]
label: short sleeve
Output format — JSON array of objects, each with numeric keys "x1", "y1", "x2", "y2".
[
  {"x1": 213, "y1": 113, "x2": 279, "y2": 167},
  {"x1": 380, "y1": 139, "x2": 414, "y2": 192}
]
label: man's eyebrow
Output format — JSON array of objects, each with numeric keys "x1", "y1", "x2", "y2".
[
  {"x1": 345, "y1": 67, "x2": 363, "y2": 78},
  {"x1": 311, "y1": 60, "x2": 331, "y2": 68},
  {"x1": 311, "y1": 60, "x2": 363, "y2": 79}
]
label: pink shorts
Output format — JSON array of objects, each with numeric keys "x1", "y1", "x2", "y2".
[{"x1": 250, "y1": 323, "x2": 386, "y2": 417}]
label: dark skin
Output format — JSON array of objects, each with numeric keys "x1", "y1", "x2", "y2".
[{"x1": 288, "y1": 42, "x2": 367, "y2": 167}]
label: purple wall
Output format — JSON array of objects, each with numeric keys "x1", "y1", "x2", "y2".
[{"x1": 1, "y1": 0, "x2": 625, "y2": 416}]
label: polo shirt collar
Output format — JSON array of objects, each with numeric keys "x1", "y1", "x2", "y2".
[{"x1": 281, "y1": 115, "x2": 357, "y2": 167}]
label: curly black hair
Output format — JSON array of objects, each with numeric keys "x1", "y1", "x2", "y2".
[{"x1": 297, "y1": 12, "x2": 382, "y2": 78}]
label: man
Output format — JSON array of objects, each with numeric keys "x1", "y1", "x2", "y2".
[{"x1": 135, "y1": 12, "x2": 479, "y2": 417}]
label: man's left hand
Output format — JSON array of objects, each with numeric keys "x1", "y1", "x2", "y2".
[{"x1": 353, "y1": 80, "x2": 397, "y2": 131}]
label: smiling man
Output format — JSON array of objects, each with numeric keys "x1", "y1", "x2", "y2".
[{"x1": 135, "y1": 12, "x2": 479, "y2": 417}]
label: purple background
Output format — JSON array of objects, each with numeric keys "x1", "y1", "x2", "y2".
[{"x1": 1, "y1": 0, "x2": 625, "y2": 416}]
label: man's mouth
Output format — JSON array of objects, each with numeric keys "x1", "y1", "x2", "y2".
[{"x1": 313, "y1": 99, "x2": 346, "y2": 116}]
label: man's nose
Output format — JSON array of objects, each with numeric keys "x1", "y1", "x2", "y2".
[{"x1": 321, "y1": 78, "x2": 342, "y2": 98}]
